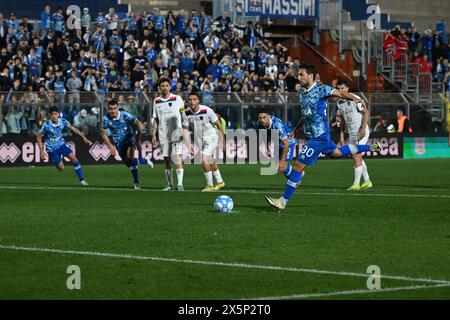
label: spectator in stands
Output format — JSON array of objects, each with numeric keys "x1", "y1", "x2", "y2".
[
  {"x1": 0, "y1": 13, "x2": 8, "y2": 47},
  {"x1": 396, "y1": 109, "x2": 413, "y2": 133},
  {"x1": 420, "y1": 54, "x2": 433, "y2": 73},
  {"x1": 373, "y1": 116, "x2": 388, "y2": 133},
  {"x1": 86, "y1": 107, "x2": 98, "y2": 135},
  {"x1": 73, "y1": 109, "x2": 88, "y2": 130},
  {"x1": 421, "y1": 29, "x2": 433, "y2": 60},
  {"x1": 66, "y1": 70, "x2": 82, "y2": 107},
  {"x1": 5, "y1": 104, "x2": 23, "y2": 134},
  {"x1": 41, "y1": 4, "x2": 52, "y2": 33},
  {"x1": 432, "y1": 29, "x2": 445, "y2": 71}
]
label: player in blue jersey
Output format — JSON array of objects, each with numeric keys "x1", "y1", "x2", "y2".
[
  {"x1": 36, "y1": 106, "x2": 92, "y2": 186},
  {"x1": 266, "y1": 63, "x2": 382, "y2": 211},
  {"x1": 257, "y1": 110, "x2": 298, "y2": 178},
  {"x1": 100, "y1": 99, "x2": 146, "y2": 190}
]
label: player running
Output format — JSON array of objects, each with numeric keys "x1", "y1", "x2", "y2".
[
  {"x1": 151, "y1": 78, "x2": 191, "y2": 191},
  {"x1": 336, "y1": 79, "x2": 373, "y2": 190},
  {"x1": 100, "y1": 99, "x2": 145, "y2": 190},
  {"x1": 265, "y1": 63, "x2": 382, "y2": 211},
  {"x1": 256, "y1": 110, "x2": 297, "y2": 179},
  {"x1": 186, "y1": 92, "x2": 226, "y2": 192},
  {"x1": 36, "y1": 106, "x2": 92, "y2": 186}
]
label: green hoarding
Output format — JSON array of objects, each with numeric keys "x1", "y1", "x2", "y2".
[{"x1": 404, "y1": 137, "x2": 450, "y2": 159}]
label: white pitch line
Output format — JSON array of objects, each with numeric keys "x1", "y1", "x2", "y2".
[
  {"x1": 0, "y1": 244, "x2": 449, "y2": 285},
  {"x1": 245, "y1": 283, "x2": 450, "y2": 300},
  {"x1": 1, "y1": 185, "x2": 450, "y2": 199}
]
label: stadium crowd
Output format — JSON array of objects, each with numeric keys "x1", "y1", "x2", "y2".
[
  {"x1": 383, "y1": 21, "x2": 450, "y2": 90},
  {"x1": 0, "y1": 5, "x2": 448, "y2": 136},
  {"x1": 0, "y1": 5, "x2": 308, "y2": 135}
]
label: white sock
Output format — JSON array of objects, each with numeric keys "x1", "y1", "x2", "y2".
[
  {"x1": 362, "y1": 161, "x2": 371, "y2": 182},
  {"x1": 176, "y1": 168, "x2": 184, "y2": 186},
  {"x1": 165, "y1": 169, "x2": 173, "y2": 187},
  {"x1": 212, "y1": 170, "x2": 223, "y2": 184},
  {"x1": 354, "y1": 166, "x2": 363, "y2": 186},
  {"x1": 280, "y1": 196, "x2": 288, "y2": 205},
  {"x1": 204, "y1": 171, "x2": 213, "y2": 187}
]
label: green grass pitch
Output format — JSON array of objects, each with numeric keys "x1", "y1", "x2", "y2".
[{"x1": 1, "y1": 159, "x2": 450, "y2": 299}]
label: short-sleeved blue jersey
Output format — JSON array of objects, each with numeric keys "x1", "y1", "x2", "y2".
[
  {"x1": 38, "y1": 118, "x2": 71, "y2": 152},
  {"x1": 299, "y1": 82, "x2": 335, "y2": 140},
  {"x1": 259, "y1": 115, "x2": 296, "y2": 147},
  {"x1": 102, "y1": 111, "x2": 137, "y2": 145}
]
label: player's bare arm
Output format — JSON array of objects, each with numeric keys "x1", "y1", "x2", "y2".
[
  {"x1": 69, "y1": 125, "x2": 93, "y2": 146},
  {"x1": 100, "y1": 129, "x2": 117, "y2": 156},
  {"x1": 151, "y1": 118, "x2": 159, "y2": 146},
  {"x1": 214, "y1": 119, "x2": 226, "y2": 152},
  {"x1": 358, "y1": 104, "x2": 370, "y2": 139},
  {"x1": 36, "y1": 133, "x2": 48, "y2": 160},
  {"x1": 339, "y1": 117, "x2": 346, "y2": 146},
  {"x1": 134, "y1": 119, "x2": 144, "y2": 151},
  {"x1": 333, "y1": 90, "x2": 365, "y2": 106}
]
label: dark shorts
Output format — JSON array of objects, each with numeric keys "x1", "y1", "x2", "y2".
[
  {"x1": 116, "y1": 136, "x2": 136, "y2": 161},
  {"x1": 49, "y1": 144, "x2": 74, "y2": 166},
  {"x1": 297, "y1": 137, "x2": 338, "y2": 166}
]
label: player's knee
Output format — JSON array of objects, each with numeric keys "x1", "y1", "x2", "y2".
[
  {"x1": 202, "y1": 154, "x2": 214, "y2": 165},
  {"x1": 292, "y1": 161, "x2": 305, "y2": 172}
]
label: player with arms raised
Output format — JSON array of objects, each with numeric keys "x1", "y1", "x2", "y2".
[
  {"x1": 36, "y1": 106, "x2": 92, "y2": 186},
  {"x1": 100, "y1": 99, "x2": 145, "y2": 190},
  {"x1": 265, "y1": 63, "x2": 381, "y2": 211},
  {"x1": 152, "y1": 78, "x2": 191, "y2": 191},
  {"x1": 186, "y1": 92, "x2": 225, "y2": 192},
  {"x1": 336, "y1": 79, "x2": 373, "y2": 190}
]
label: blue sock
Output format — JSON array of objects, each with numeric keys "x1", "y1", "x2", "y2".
[
  {"x1": 130, "y1": 158, "x2": 139, "y2": 184},
  {"x1": 282, "y1": 170, "x2": 303, "y2": 201},
  {"x1": 73, "y1": 162, "x2": 84, "y2": 181},
  {"x1": 283, "y1": 164, "x2": 292, "y2": 179},
  {"x1": 339, "y1": 144, "x2": 371, "y2": 157},
  {"x1": 356, "y1": 144, "x2": 371, "y2": 153},
  {"x1": 138, "y1": 157, "x2": 147, "y2": 165},
  {"x1": 339, "y1": 145, "x2": 352, "y2": 157}
]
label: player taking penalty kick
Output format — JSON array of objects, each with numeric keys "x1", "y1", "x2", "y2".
[
  {"x1": 336, "y1": 79, "x2": 373, "y2": 190},
  {"x1": 266, "y1": 63, "x2": 382, "y2": 211},
  {"x1": 36, "y1": 106, "x2": 92, "y2": 186},
  {"x1": 186, "y1": 92, "x2": 225, "y2": 192},
  {"x1": 100, "y1": 99, "x2": 145, "y2": 190}
]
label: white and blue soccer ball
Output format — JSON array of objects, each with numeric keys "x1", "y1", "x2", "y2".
[{"x1": 214, "y1": 195, "x2": 234, "y2": 214}]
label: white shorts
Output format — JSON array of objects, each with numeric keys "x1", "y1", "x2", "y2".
[
  {"x1": 160, "y1": 141, "x2": 183, "y2": 158},
  {"x1": 348, "y1": 129, "x2": 370, "y2": 145},
  {"x1": 202, "y1": 132, "x2": 219, "y2": 157}
]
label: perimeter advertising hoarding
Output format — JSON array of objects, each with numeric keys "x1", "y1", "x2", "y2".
[
  {"x1": 0, "y1": 134, "x2": 402, "y2": 167},
  {"x1": 404, "y1": 137, "x2": 450, "y2": 159}
]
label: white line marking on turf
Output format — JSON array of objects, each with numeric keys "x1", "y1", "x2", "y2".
[
  {"x1": 1, "y1": 185, "x2": 450, "y2": 199},
  {"x1": 245, "y1": 283, "x2": 450, "y2": 300},
  {"x1": 0, "y1": 244, "x2": 449, "y2": 285}
]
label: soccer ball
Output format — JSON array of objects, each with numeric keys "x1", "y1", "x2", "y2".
[{"x1": 214, "y1": 195, "x2": 234, "y2": 214}]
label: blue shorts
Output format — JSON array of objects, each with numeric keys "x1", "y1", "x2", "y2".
[
  {"x1": 297, "y1": 137, "x2": 338, "y2": 166},
  {"x1": 280, "y1": 143, "x2": 296, "y2": 161},
  {"x1": 116, "y1": 136, "x2": 136, "y2": 160},
  {"x1": 49, "y1": 144, "x2": 73, "y2": 166}
]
